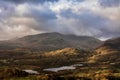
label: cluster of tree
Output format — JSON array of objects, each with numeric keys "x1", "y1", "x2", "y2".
[{"x1": 0, "y1": 67, "x2": 28, "y2": 79}]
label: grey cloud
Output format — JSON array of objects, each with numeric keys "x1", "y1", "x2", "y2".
[
  {"x1": 99, "y1": 0, "x2": 120, "y2": 7},
  {"x1": 58, "y1": 8, "x2": 120, "y2": 38},
  {"x1": 60, "y1": 9, "x2": 106, "y2": 29},
  {"x1": 0, "y1": 0, "x2": 57, "y2": 28},
  {"x1": 2, "y1": 0, "x2": 59, "y2": 4},
  {"x1": 99, "y1": 27, "x2": 120, "y2": 39},
  {"x1": 27, "y1": 8, "x2": 57, "y2": 21},
  {"x1": 68, "y1": 0, "x2": 85, "y2": 2}
]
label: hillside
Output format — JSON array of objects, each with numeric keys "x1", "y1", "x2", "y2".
[
  {"x1": 0, "y1": 47, "x2": 94, "y2": 69},
  {"x1": 89, "y1": 37, "x2": 120, "y2": 63},
  {"x1": 0, "y1": 32, "x2": 102, "y2": 51},
  {"x1": 43, "y1": 48, "x2": 92, "y2": 57}
]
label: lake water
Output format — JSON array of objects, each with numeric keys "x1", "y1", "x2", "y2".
[
  {"x1": 23, "y1": 70, "x2": 39, "y2": 74},
  {"x1": 43, "y1": 66, "x2": 76, "y2": 72},
  {"x1": 43, "y1": 64, "x2": 83, "y2": 72},
  {"x1": 71, "y1": 64, "x2": 83, "y2": 67}
]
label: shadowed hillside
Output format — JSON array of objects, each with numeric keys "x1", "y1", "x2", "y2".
[
  {"x1": 0, "y1": 32, "x2": 102, "y2": 51},
  {"x1": 89, "y1": 37, "x2": 120, "y2": 64}
]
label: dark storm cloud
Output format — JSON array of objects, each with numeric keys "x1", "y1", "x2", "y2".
[
  {"x1": 99, "y1": 0, "x2": 120, "y2": 7},
  {"x1": 27, "y1": 8, "x2": 57, "y2": 21}
]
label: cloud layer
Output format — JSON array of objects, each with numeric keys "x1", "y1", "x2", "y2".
[
  {"x1": 99, "y1": 0, "x2": 120, "y2": 7},
  {"x1": 0, "y1": 0, "x2": 120, "y2": 40}
]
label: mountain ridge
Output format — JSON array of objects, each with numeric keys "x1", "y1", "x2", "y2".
[{"x1": 0, "y1": 32, "x2": 102, "y2": 51}]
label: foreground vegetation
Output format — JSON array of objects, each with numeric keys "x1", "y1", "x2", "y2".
[
  {"x1": 0, "y1": 48, "x2": 119, "y2": 80},
  {"x1": 0, "y1": 68, "x2": 120, "y2": 80}
]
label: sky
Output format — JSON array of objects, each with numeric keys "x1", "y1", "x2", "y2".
[{"x1": 0, "y1": 0, "x2": 120, "y2": 40}]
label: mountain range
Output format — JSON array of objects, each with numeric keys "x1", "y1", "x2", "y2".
[{"x1": 0, "y1": 32, "x2": 102, "y2": 51}]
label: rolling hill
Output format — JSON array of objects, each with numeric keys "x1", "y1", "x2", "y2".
[
  {"x1": 0, "y1": 32, "x2": 102, "y2": 51},
  {"x1": 89, "y1": 37, "x2": 120, "y2": 63}
]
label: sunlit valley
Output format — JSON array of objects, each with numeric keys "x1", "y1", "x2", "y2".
[{"x1": 0, "y1": 32, "x2": 120, "y2": 80}]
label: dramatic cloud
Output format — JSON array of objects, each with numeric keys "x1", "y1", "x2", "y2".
[
  {"x1": 3, "y1": 0, "x2": 59, "y2": 4},
  {"x1": 99, "y1": 0, "x2": 120, "y2": 7},
  {"x1": 0, "y1": 0, "x2": 120, "y2": 40}
]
